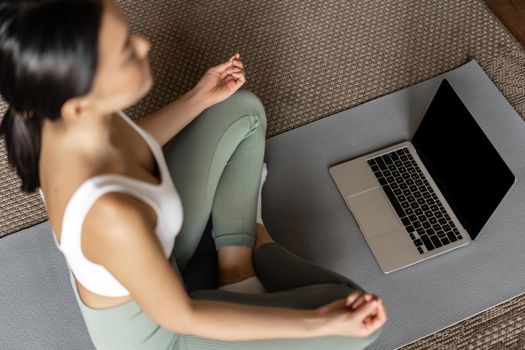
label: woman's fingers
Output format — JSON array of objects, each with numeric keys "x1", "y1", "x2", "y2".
[
  {"x1": 352, "y1": 298, "x2": 379, "y2": 322},
  {"x1": 229, "y1": 53, "x2": 240, "y2": 61},
  {"x1": 349, "y1": 293, "x2": 369, "y2": 310},
  {"x1": 350, "y1": 292, "x2": 378, "y2": 310},
  {"x1": 317, "y1": 298, "x2": 347, "y2": 315},
  {"x1": 223, "y1": 72, "x2": 244, "y2": 84},
  {"x1": 232, "y1": 59, "x2": 244, "y2": 69},
  {"x1": 211, "y1": 60, "x2": 233, "y2": 73},
  {"x1": 209, "y1": 52, "x2": 245, "y2": 89},
  {"x1": 234, "y1": 71, "x2": 246, "y2": 84},
  {"x1": 367, "y1": 301, "x2": 387, "y2": 329},
  {"x1": 363, "y1": 299, "x2": 386, "y2": 327},
  {"x1": 363, "y1": 308, "x2": 378, "y2": 324},
  {"x1": 345, "y1": 290, "x2": 364, "y2": 307},
  {"x1": 211, "y1": 53, "x2": 241, "y2": 73},
  {"x1": 223, "y1": 72, "x2": 245, "y2": 88},
  {"x1": 222, "y1": 75, "x2": 237, "y2": 85},
  {"x1": 374, "y1": 299, "x2": 387, "y2": 323},
  {"x1": 220, "y1": 67, "x2": 244, "y2": 79},
  {"x1": 345, "y1": 290, "x2": 385, "y2": 331},
  {"x1": 359, "y1": 295, "x2": 379, "y2": 318}
]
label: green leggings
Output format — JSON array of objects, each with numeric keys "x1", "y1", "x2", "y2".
[{"x1": 69, "y1": 89, "x2": 384, "y2": 349}]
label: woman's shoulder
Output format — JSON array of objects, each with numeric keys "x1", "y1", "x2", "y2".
[
  {"x1": 81, "y1": 189, "x2": 156, "y2": 264},
  {"x1": 39, "y1": 140, "x2": 121, "y2": 236}
]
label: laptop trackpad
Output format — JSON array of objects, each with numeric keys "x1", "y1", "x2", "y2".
[{"x1": 348, "y1": 188, "x2": 401, "y2": 238}]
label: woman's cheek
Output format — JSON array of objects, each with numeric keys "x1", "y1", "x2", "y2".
[{"x1": 130, "y1": 66, "x2": 143, "y2": 89}]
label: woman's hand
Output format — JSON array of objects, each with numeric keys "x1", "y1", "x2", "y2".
[
  {"x1": 316, "y1": 289, "x2": 387, "y2": 338},
  {"x1": 192, "y1": 53, "x2": 246, "y2": 108}
]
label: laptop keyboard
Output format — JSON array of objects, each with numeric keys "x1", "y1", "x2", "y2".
[{"x1": 367, "y1": 147, "x2": 463, "y2": 254}]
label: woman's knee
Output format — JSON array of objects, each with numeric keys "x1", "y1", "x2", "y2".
[{"x1": 226, "y1": 88, "x2": 267, "y2": 130}]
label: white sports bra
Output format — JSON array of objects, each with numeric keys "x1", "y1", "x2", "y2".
[{"x1": 38, "y1": 110, "x2": 183, "y2": 297}]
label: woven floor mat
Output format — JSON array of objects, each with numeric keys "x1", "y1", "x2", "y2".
[{"x1": 0, "y1": 0, "x2": 523, "y2": 348}]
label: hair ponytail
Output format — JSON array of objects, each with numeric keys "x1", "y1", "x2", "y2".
[
  {"x1": 0, "y1": 106, "x2": 42, "y2": 192},
  {"x1": 0, "y1": 0, "x2": 103, "y2": 193}
]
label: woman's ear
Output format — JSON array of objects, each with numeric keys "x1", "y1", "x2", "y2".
[{"x1": 60, "y1": 95, "x2": 91, "y2": 121}]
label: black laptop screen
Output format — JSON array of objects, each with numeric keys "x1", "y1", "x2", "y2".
[{"x1": 412, "y1": 79, "x2": 515, "y2": 239}]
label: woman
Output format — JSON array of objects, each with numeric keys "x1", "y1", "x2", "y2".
[{"x1": 0, "y1": 0, "x2": 387, "y2": 349}]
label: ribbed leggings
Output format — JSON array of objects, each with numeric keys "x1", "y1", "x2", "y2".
[{"x1": 69, "y1": 88, "x2": 384, "y2": 350}]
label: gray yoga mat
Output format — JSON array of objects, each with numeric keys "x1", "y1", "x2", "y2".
[
  {"x1": 0, "y1": 216, "x2": 217, "y2": 350},
  {"x1": 261, "y1": 59, "x2": 525, "y2": 349}
]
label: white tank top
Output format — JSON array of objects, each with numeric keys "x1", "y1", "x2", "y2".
[{"x1": 38, "y1": 110, "x2": 184, "y2": 297}]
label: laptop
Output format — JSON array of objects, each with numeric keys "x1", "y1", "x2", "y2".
[{"x1": 329, "y1": 79, "x2": 516, "y2": 273}]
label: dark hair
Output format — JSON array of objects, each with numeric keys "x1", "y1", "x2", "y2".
[{"x1": 0, "y1": 0, "x2": 103, "y2": 193}]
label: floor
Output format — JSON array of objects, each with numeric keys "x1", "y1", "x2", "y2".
[{"x1": 486, "y1": 0, "x2": 525, "y2": 47}]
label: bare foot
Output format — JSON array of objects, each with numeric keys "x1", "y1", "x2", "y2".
[
  {"x1": 255, "y1": 223, "x2": 275, "y2": 252},
  {"x1": 217, "y1": 246, "x2": 256, "y2": 286},
  {"x1": 216, "y1": 225, "x2": 275, "y2": 287}
]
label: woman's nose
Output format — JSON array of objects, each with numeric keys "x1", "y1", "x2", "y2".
[{"x1": 135, "y1": 35, "x2": 151, "y2": 58}]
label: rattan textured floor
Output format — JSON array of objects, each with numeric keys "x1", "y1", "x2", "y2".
[{"x1": 0, "y1": 0, "x2": 524, "y2": 348}]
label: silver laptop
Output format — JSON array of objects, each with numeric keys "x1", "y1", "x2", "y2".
[{"x1": 329, "y1": 79, "x2": 516, "y2": 273}]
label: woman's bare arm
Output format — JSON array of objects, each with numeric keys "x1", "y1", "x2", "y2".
[
  {"x1": 188, "y1": 299, "x2": 330, "y2": 341},
  {"x1": 135, "y1": 87, "x2": 207, "y2": 148},
  {"x1": 86, "y1": 192, "x2": 333, "y2": 341}
]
